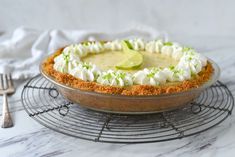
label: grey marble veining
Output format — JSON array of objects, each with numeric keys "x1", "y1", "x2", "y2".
[{"x1": 0, "y1": 35, "x2": 234, "y2": 157}]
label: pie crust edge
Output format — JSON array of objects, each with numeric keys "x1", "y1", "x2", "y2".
[{"x1": 42, "y1": 48, "x2": 214, "y2": 96}]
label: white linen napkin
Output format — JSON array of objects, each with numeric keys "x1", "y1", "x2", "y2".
[{"x1": 0, "y1": 26, "x2": 167, "y2": 80}]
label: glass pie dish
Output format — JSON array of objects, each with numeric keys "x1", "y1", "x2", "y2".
[{"x1": 40, "y1": 57, "x2": 220, "y2": 114}]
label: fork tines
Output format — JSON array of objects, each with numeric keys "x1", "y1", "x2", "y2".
[
  {"x1": 7, "y1": 74, "x2": 13, "y2": 89},
  {"x1": 0, "y1": 74, "x2": 13, "y2": 91}
]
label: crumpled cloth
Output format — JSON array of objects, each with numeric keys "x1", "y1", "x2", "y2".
[{"x1": 0, "y1": 26, "x2": 167, "y2": 79}]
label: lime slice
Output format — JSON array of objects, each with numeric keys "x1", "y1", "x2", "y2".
[{"x1": 116, "y1": 41, "x2": 143, "y2": 70}]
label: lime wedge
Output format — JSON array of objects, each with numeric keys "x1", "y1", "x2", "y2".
[{"x1": 116, "y1": 41, "x2": 143, "y2": 70}]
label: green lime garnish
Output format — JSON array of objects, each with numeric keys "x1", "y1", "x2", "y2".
[
  {"x1": 123, "y1": 40, "x2": 133, "y2": 49},
  {"x1": 183, "y1": 46, "x2": 193, "y2": 52},
  {"x1": 116, "y1": 41, "x2": 143, "y2": 70},
  {"x1": 163, "y1": 42, "x2": 173, "y2": 46}
]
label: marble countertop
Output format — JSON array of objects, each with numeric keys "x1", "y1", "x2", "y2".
[{"x1": 0, "y1": 35, "x2": 235, "y2": 157}]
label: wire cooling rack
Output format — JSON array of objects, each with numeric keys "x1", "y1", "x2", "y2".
[{"x1": 21, "y1": 75, "x2": 234, "y2": 144}]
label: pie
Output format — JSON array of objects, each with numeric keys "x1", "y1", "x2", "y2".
[{"x1": 42, "y1": 39, "x2": 214, "y2": 96}]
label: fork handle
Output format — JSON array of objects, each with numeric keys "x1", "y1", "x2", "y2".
[{"x1": 1, "y1": 93, "x2": 13, "y2": 128}]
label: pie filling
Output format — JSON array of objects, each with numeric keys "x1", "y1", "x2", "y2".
[
  {"x1": 82, "y1": 51, "x2": 178, "y2": 73},
  {"x1": 52, "y1": 39, "x2": 209, "y2": 87}
]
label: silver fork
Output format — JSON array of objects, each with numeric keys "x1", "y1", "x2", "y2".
[{"x1": 0, "y1": 74, "x2": 15, "y2": 128}]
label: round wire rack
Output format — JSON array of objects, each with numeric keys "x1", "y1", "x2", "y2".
[{"x1": 21, "y1": 75, "x2": 234, "y2": 144}]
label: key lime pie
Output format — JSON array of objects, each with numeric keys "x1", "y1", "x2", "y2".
[{"x1": 41, "y1": 38, "x2": 217, "y2": 113}]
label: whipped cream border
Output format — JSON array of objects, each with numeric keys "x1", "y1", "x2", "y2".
[{"x1": 53, "y1": 39, "x2": 208, "y2": 87}]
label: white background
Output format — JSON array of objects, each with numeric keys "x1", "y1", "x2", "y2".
[{"x1": 0, "y1": 0, "x2": 234, "y2": 37}]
